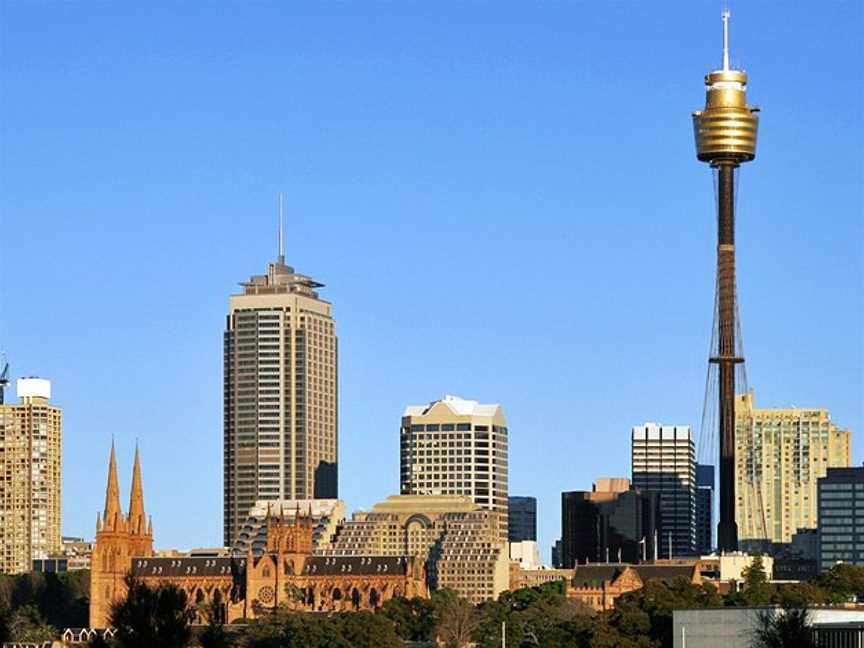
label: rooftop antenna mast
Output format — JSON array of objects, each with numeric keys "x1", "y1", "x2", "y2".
[
  {"x1": 721, "y1": 9, "x2": 731, "y2": 71},
  {"x1": 278, "y1": 193, "x2": 285, "y2": 265},
  {"x1": 0, "y1": 354, "x2": 9, "y2": 405}
]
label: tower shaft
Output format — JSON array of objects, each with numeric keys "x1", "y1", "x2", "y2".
[
  {"x1": 715, "y1": 161, "x2": 740, "y2": 552},
  {"x1": 693, "y1": 11, "x2": 759, "y2": 554}
]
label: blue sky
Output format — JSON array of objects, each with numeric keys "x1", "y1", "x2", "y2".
[{"x1": 0, "y1": 2, "x2": 861, "y2": 557}]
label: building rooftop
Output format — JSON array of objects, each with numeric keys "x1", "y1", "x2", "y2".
[
  {"x1": 237, "y1": 259, "x2": 325, "y2": 299},
  {"x1": 371, "y1": 495, "x2": 479, "y2": 514},
  {"x1": 403, "y1": 394, "x2": 501, "y2": 418}
]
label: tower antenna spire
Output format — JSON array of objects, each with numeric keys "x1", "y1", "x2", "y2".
[
  {"x1": 721, "y1": 9, "x2": 731, "y2": 71},
  {"x1": 278, "y1": 193, "x2": 285, "y2": 265}
]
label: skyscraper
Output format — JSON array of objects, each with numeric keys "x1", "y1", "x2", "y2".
[
  {"x1": 400, "y1": 395, "x2": 508, "y2": 538},
  {"x1": 817, "y1": 466, "x2": 864, "y2": 573},
  {"x1": 695, "y1": 464, "x2": 714, "y2": 555},
  {"x1": 560, "y1": 479, "x2": 659, "y2": 568},
  {"x1": 223, "y1": 230, "x2": 338, "y2": 546},
  {"x1": 508, "y1": 496, "x2": 537, "y2": 542},
  {"x1": 736, "y1": 392, "x2": 851, "y2": 548},
  {"x1": 631, "y1": 423, "x2": 696, "y2": 557},
  {"x1": 0, "y1": 378, "x2": 62, "y2": 575}
]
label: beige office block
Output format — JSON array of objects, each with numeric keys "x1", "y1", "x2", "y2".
[
  {"x1": 736, "y1": 391, "x2": 852, "y2": 545},
  {"x1": 224, "y1": 254, "x2": 337, "y2": 546},
  {"x1": 400, "y1": 395, "x2": 509, "y2": 539}
]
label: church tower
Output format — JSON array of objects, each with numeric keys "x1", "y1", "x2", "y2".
[{"x1": 89, "y1": 444, "x2": 154, "y2": 628}]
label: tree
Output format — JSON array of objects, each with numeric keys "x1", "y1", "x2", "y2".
[
  {"x1": 197, "y1": 601, "x2": 231, "y2": 648},
  {"x1": 110, "y1": 575, "x2": 194, "y2": 648},
  {"x1": 0, "y1": 569, "x2": 90, "y2": 630},
  {"x1": 750, "y1": 607, "x2": 816, "y2": 648},
  {"x1": 9, "y1": 604, "x2": 55, "y2": 643},
  {"x1": 432, "y1": 590, "x2": 481, "y2": 648},
  {"x1": 0, "y1": 604, "x2": 10, "y2": 644},
  {"x1": 613, "y1": 578, "x2": 721, "y2": 647},
  {"x1": 336, "y1": 611, "x2": 403, "y2": 648},
  {"x1": 246, "y1": 606, "x2": 348, "y2": 648},
  {"x1": 378, "y1": 595, "x2": 436, "y2": 641},
  {"x1": 88, "y1": 634, "x2": 114, "y2": 648},
  {"x1": 816, "y1": 563, "x2": 864, "y2": 602},
  {"x1": 738, "y1": 555, "x2": 772, "y2": 605},
  {"x1": 772, "y1": 582, "x2": 830, "y2": 608}
]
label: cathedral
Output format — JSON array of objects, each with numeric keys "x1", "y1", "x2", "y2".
[{"x1": 89, "y1": 446, "x2": 427, "y2": 628}]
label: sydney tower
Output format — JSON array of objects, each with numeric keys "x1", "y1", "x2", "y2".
[{"x1": 692, "y1": 12, "x2": 759, "y2": 553}]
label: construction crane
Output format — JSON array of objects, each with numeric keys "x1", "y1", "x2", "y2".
[{"x1": 0, "y1": 355, "x2": 9, "y2": 405}]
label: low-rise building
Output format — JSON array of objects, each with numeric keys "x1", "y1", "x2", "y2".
[
  {"x1": 566, "y1": 563, "x2": 702, "y2": 611},
  {"x1": 509, "y1": 540, "x2": 541, "y2": 570},
  {"x1": 509, "y1": 565, "x2": 574, "y2": 591},
  {"x1": 673, "y1": 607, "x2": 864, "y2": 648}
]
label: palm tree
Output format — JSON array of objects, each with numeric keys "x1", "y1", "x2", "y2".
[{"x1": 751, "y1": 606, "x2": 816, "y2": 648}]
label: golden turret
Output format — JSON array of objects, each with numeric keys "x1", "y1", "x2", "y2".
[{"x1": 693, "y1": 11, "x2": 759, "y2": 163}]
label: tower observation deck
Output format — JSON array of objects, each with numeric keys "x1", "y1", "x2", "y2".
[{"x1": 692, "y1": 11, "x2": 760, "y2": 553}]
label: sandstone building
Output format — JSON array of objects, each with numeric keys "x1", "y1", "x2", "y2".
[
  {"x1": 89, "y1": 448, "x2": 425, "y2": 628},
  {"x1": 321, "y1": 494, "x2": 510, "y2": 604}
]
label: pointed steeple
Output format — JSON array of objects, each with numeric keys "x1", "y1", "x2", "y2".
[
  {"x1": 103, "y1": 440, "x2": 122, "y2": 531},
  {"x1": 128, "y1": 443, "x2": 146, "y2": 534}
]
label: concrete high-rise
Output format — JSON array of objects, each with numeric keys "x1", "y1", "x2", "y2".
[
  {"x1": 508, "y1": 496, "x2": 537, "y2": 542},
  {"x1": 223, "y1": 232, "x2": 338, "y2": 546},
  {"x1": 817, "y1": 467, "x2": 864, "y2": 573},
  {"x1": 400, "y1": 395, "x2": 508, "y2": 539},
  {"x1": 0, "y1": 378, "x2": 62, "y2": 575},
  {"x1": 0, "y1": 378, "x2": 63, "y2": 574},
  {"x1": 631, "y1": 424, "x2": 696, "y2": 557},
  {"x1": 736, "y1": 392, "x2": 851, "y2": 548},
  {"x1": 695, "y1": 464, "x2": 714, "y2": 555}
]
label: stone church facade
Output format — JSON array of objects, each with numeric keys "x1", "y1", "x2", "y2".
[{"x1": 89, "y1": 447, "x2": 427, "y2": 628}]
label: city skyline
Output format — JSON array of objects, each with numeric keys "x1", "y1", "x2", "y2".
[{"x1": 0, "y1": 2, "x2": 861, "y2": 559}]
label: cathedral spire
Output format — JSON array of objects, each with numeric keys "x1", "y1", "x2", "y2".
[
  {"x1": 128, "y1": 444, "x2": 146, "y2": 534},
  {"x1": 103, "y1": 440, "x2": 122, "y2": 530}
]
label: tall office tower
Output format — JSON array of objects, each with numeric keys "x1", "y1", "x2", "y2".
[
  {"x1": 692, "y1": 11, "x2": 760, "y2": 553},
  {"x1": 631, "y1": 424, "x2": 696, "y2": 557},
  {"x1": 695, "y1": 464, "x2": 714, "y2": 555},
  {"x1": 561, "y1": 479, "x2": 659, "y2": 567},
  {"x1": 508, "y1": 496, "x2": 537, "y2": 542},
  {"x1": 817, "y1": 467, "x2": 864, "y2": 573},
  {"x1": 0, "y1": 378, "x2": 62, "y2": 575},
  {"x1": 400, "y1": 395, "x2": 509, "y2": 539},
  {"x1": 223, "y1": 231, "x2": 338, "y2": 546},
  {"x1": 736, "y1": 392, "x2": 851, "y2": 549}
]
